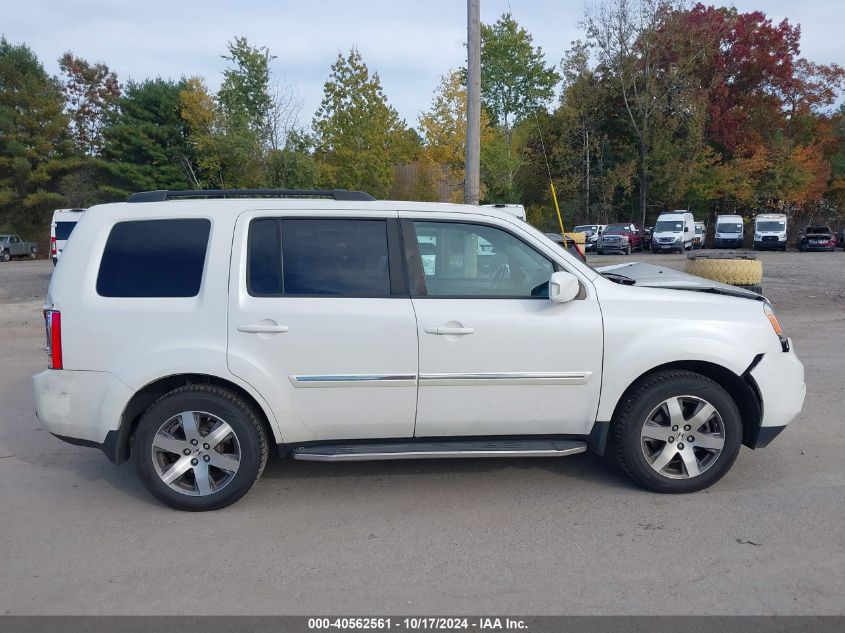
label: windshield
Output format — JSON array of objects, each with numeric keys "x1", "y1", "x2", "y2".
[
  {"x1": 806, "y1": 226, "x2": 831, "y2": 234},
  {"x1": 604, "y1": 224, "x2": 630, "y2": 233},
  {"x1": 573, "y1": 225, "x2": 597, "y2": 234},
  {"x1": 718, "y1": 222, "x2": 742, "y2": 233},
  {"x1": 654, "y1": 220, "x2": 683, "y2": 233},
  {"x1": 757, "y1": 220, "x2": 785, "y2": 232},
  {"x1": 695, "y1": 226, "x2": 703, "y2": 234}
]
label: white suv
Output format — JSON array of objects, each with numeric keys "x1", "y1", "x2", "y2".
[{"x1": 33, "y1": 189, "x2": 806, "y2": 511}]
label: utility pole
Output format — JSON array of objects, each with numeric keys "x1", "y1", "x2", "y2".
[{"x1": 465, "y1": 0, "x2": 481, "y2": 205}]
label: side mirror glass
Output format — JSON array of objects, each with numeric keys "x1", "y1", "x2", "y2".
[{"x1": 549, "y1": 271, "x2": 580, "y2": 303}]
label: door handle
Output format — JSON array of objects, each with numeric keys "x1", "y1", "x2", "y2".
[
  {"x1": 425, "y1": 326, "x2": 474, "y2": 335},
  {"x1": 237, "y1": 324, "x2": 289, "y2": 334}
]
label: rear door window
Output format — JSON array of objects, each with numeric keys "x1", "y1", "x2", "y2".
[
  {"x1": 54, "y1": 222, "x2": 77, "y2": 241},
  {"x1": 97, "y1": 219, "x2": 210, "y2": 297},
  {"x1": 247, "y1": 218, "x2": 396, "y2": 297}
]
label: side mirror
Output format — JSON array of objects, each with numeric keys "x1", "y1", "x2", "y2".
[
  {"x1": 549, "y1": 271, "x2": 580, "y2": 303},
  {"x1": 684, "y1": 226, "x2": 690, "y2": 232}
]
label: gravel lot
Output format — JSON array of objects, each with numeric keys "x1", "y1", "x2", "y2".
[{"x1": 0, "y1": 251, "x2": 843, "y2": 615}]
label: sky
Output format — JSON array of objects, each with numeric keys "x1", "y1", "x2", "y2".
[{"x1": 3, "y1": 0, "x2": 845, "y2": 128}]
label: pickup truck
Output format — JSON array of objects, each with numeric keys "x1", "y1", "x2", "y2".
[{"x1": 0, "y1": 235, "x2": 38, "y2": 261}]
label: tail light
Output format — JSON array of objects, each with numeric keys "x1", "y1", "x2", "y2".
[
  {"x1": 44, "y1": 309, "x2": 62, "y2": 369},
  {"x1": 50, "y1": 237, "x2": 57, "y2": 257}
]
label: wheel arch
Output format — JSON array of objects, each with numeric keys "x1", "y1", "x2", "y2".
[
  {"x1": 602, "y1": 360, "x2": 763, "y2": 452},
  {"x1": 112, "y1": 373, "x2": 278, "y2": 465}
]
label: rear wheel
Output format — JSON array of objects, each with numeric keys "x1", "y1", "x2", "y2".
[
  {"x1": 29, "y1": 248, "x2": 36, "y2": 260},
  {"x1": 609, "y1": 370, "x2": 742, "y2": 493},
  {"x1": 135, "y1": 385, "x2": 269, "y2": 511}
]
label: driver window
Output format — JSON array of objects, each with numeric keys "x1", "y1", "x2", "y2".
[{"x1": 409, "y1": 221, "x2": 553, "y2": 298}]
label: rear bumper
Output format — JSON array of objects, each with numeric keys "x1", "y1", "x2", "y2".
[
  {"x1": 33, "y1": 369, "x2": 132, "y2": 459},
  {"x1": 749, "y1": 339, "x2": 806, "y2": 432}
]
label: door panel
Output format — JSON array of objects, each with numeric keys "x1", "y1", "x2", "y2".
[
  {"x1": 403, "y1": 218, "x2": 603, "y2": 437},
  {"x1": 227, "y1": 213, "x2": 418, "y2": 443}
]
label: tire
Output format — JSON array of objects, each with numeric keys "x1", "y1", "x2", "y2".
[
  {"x1": 135, "y1": 385, "x2": 269, "y2": 511},
  {"x1": 685, "y1": 257, "x2": 763, "y2": 286},
  {"x1": 0, "y1": 250, "x2": 9, "y2": 262},
  {"x1": 608, "y1": 370, "x2": 742, "y2": 493},
  {"x1": 597, "y1": 249, "x2": 605, "y2": 256},
  {"x1": 30, "y1": 248, "x2": 37, "y2": 260},
  {"x1": 625, "y1": 244, "x2": 631, "y2": 255}
]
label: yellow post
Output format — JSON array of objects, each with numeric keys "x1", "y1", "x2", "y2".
[{"x1": 550, "y1": 182, "x2": 568, "y2": 248}]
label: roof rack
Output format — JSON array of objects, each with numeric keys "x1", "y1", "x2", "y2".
[{"x1": 126, "y1": 189, "x2": 375, "y2": 203}]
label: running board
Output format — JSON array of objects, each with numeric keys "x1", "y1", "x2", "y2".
[{"x1": 291, "y1": 439, "x2": 587, "y2": 462}]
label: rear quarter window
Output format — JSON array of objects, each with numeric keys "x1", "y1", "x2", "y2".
[
  {"x1": 96, "y1": 219, "x2": 211, "y2": 297},
  {"x1": 54, "y1": 221, "x2": 77, "y2": 241}
]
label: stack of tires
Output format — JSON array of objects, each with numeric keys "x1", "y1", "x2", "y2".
[{"x1": 685, "y1": 254, "x2": 763, "y2": 295}]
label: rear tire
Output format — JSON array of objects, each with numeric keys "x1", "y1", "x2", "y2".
[
  {"x1": 608, "y1": 370, "x2": 742, "y2": 493},
  {"x1": 134, "y1": 385, "x2": 269, "y2": 511}
]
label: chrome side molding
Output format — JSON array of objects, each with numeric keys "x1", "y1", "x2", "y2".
[
  {"x1": 289, "y1": 374, "x2": 417, "y2": 388},
  {"x1": 419, "y1": 372, "x2": 592, "y2": 386}
]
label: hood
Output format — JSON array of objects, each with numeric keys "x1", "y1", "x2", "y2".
[{"x1": 596, "y1": 261, "x2": 765, "y2": 301}]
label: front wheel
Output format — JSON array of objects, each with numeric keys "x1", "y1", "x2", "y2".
[
  {"x1": 135, "y1": 385, "x2": 269, "y2": 511},
  {"x1": 0, "y1": 250, "x2": 9, "y2": 262},
  {"x1": 608, "y1": 370, "x2": 742, "y2": 493},
  {"x1": 625, "y1": 244, "x2": 632, "y2": 255}
]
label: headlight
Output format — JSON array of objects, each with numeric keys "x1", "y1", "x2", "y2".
[
  {"x1": 619, "y1": 235, "x2": 629, "y2": 242},
  {"x1": 674, "y1": 235, "x2": 682, "y2": 242},
  {"x1": 764, "y1": 303, "x2": 789, "y2": 351}
]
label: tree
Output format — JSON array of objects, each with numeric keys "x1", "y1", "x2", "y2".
[
  {"x1": 218, "y1": 37, "x2": 274, "y2": 144},
  {"x1": 98, "y1": 78, "x2": 196, "y2": 198},
  {"x1": 58, "y1": 52, "x2": 121, "y2": 156},
  {"x1": 0, "y1": 38, "x2": 72, "y2": 237},
  {"x1": 479, "y1": 13, "x2": 560, "y2": 199},
  {"x1": 419, "y1": 70, "x2": 495, "y2": 200},
  {"x1": 480, "y1": 13, "x2": 560, "y2": 134},
  {"x1": 312, "y1": 48, "x2": 412, "y2": 197}
]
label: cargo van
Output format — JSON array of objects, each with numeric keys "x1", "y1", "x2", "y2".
[
  {"x1": 753, "y1": 213, "x2": 787, "y2": 251},
  {"x1": 50, "y1": 208, "x2": 86, "y2": 265},
  {"x1": 714, "y1": 215, "x2": 744, "y2": 249},
  {"x1": 650, "y1": 211, "x2": 695, "y2": 253}
]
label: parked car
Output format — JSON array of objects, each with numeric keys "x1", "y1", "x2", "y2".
[
  {"x1": 572, "y1": 224, "x2": 606, "y2": 252},
  {"x1": 651, "y1": 212, "x2": 695, "y2": 253},
  {"x1": 34, "y1": 189, "x2": 805, "y2": 511},
  {"x1": 797, "y1": 225, "x2": 837, "y2": 252},
  {"x1": 838, "y1": 228, "x2": 845, "y2": 249},
  {"x1": 714, "y1": 214, "x2": 745, "y2": 249},
  {"x1": 0, "y1": 234, "x2": 38, "y2": 261},
  {"x1": 693, "y1": 222, "x2": 706, "y2": 249},
  {"x1": 596, "y1": 223, "x2": 644, "y2": 254},
  {"x1": 50, "y1": 208, "x2": 86, "y2": 265},
  {"x1": 753, "y1": 213, "x2": 788, "y2": 251},
  {"x1": 544, "y1": 232, "x2": 587, "y2": 263}
]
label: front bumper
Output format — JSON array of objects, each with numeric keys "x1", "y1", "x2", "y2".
[
  {"x1": 715, "y1": 238, "x2": 743, "y2": 248},
  {"x1": 749, "y1": 339, "x2": 805, "y2": 432},
  {"x1": 598, "y1": 242, "x2": 629, "y2": 252},
  {"x1": 652, "y1": 242, "x2": 682, "y2": 250},
  {"x1": 754, "y1": 240, "x2": 786, "y2": 250}
]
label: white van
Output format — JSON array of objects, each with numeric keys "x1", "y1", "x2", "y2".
[
  {"x1": 754, "y1": 213, "x2": 787, "y2": 251},
  {"x1": 481, "y1": 203, "x2": 526, "y2": 221},
  {"x1": 651, "y1": 211, "x2": 695, "y2": 253},
  {"x1": 714, "y1": 215, "x2": 745, "y2": 249},
  {"x1": 50, "y1": 208, "x2": 86, "y2": 265},
  {"x1": 33, "y1": 189, "x2": 804, "y2": 510}
]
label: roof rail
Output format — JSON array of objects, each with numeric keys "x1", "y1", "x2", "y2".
[{"x1": 126, "y1": 189, "x2": 376, "y2": 203}]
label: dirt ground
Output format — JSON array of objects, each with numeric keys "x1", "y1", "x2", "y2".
[{"x1": 0, "y1": 250, "x2": 843, "y2": 615}]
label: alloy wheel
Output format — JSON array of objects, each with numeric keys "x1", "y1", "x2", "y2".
[
  {"x1": 150, "y1": 411, "x2": 241, "y2": 496},
  {"x1": 640, "y1": 395, "x2": 725, "y2": 479}
]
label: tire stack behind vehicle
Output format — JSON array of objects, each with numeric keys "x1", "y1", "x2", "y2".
[{"x1": 685, "y1": 253, "x2": 763, "y2": 295}]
